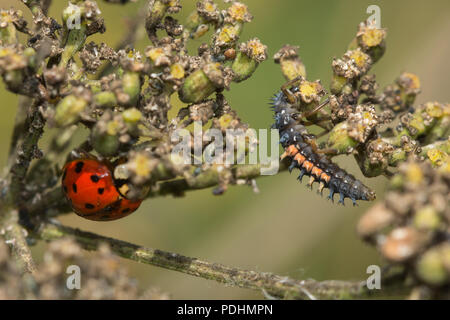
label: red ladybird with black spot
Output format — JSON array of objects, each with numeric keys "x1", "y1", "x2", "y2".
[{"x1": 62, "y1": 156, "x2": 142, "y2": 221}]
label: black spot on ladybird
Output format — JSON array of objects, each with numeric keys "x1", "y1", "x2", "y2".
[
  {"x1": 90, "y1": 175, "x2": 100, "y2": 183},
  {"x1": 85, "y1": 203, "x2": 95, "y2": 209},
  {"x1": 72, "y1": 183, "x2": 77, "y2": 193},
  {"x1": 97, "y1": 188, "x2": 104, "y2": 194},
  {"x1": 121, "y1": 208, "x2": 131, "y2": 214},
  {"x1": 75, "y1": 161, "x2": 84, "y2": 173}
]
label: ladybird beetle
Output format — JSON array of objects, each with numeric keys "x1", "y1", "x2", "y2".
[{"x1": 62, "y1": 156, "x2": 142, "y2": 221}]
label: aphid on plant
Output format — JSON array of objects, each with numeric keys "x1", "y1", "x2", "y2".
[
  {"x1": 271, "y1": 77, "x2": 376, "y2": 205},
  {"x1": 62, "y1": 151, "x2": 142, "y2": 221}
]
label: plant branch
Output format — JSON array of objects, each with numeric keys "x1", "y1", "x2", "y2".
[
  {"x1": 8, "y1": 97, "x2": 32, "y2": 165},
  {"x1": 24, "y1": 161, "x2": 289, "y2": 217},
  {"x1": 0, "y1": 99, "x2": 46, "y2": 274},
  {"x1": 0, "y1": 209, "x2": 36, "y2": 273},
  {"x1": 35, "y1": 221, "x2": 384, "y2": 300},
  {"x1": 8, "y1": 101, "x2": 46, "y2": 204}
]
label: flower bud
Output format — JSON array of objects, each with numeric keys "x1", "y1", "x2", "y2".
[
  {"x1": 326, "y1": 122, "x2": 358, "y2": 154},
  {"x1": 179, "y1": 61, "x2": 228, "y2": 103},
  {"x1": 352, "y1": 21, "x2": 386, "y2": 62},
  {"x1": 414, "y1": 206, "x2": 442, "y2": 231},
  {"x1": 179, "y1": 69, "x2": 216, "y2": 103},
  {"x1": 273, "y1": 45, "x2": 306, "y2": 81},
  {"x1": 122, "y1": 108, "x2": 142, "y2": 124},
  {"x1": 380, "y1": 227, "x2": 424, "y2": 262},
  {"x1": 332, "y1": 48, "x2": 372, "y2": 80},
  {"x1": 54, "y1": 95, "x2": 87, "y2": 126},
  {"x1": 357, "y1": 203, "x2": 394, "y2": 239},
  {"x1": 91, "y1": 124, "x2": 120, "y2": 157},
  {"x1": 0, "y1": 10, "x2": 18, "y2": 44},
  {"x1": 145, "y1": 0, "x2": 172, "y2": 36},
  {"x1": 121, "y1": 72, "x2": 140, "y2": 106},
  {"x1": 94, "y1": 91, "x2": 117, "y2": 108},
  {"x1": 330, "y1": 74, "x2": 347, "y2": 95},
  {"x1": 232, "y1": 38, "x2": 267, "y2": 82},
  {"x1": 416, "y1": 247, "x2": 449, "y2": 286},
  {"x1": 426, "y1": 148, "x2": 448, "y2": 167},
  {"x1": 213, "y1": 23, "x2": 242, "y2": 51},
  {"x1": 381, "y1": 72, "x2": 421, "y2": 114}
]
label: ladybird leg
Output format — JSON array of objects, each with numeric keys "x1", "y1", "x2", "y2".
[
  {"x1": 281, "y1": 76, "x2": 303, "y2": 104},
  {"x1": 351, "y1": 198, "x2": 358, "y2": 206}
]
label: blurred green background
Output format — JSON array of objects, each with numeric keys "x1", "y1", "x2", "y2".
[{"x1": 1, "y1": 0, "x2": 449, "y2": 299}]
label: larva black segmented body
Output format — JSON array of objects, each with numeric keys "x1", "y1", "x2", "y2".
[{"x1": 271, "y1": 90, "x2": 376, "y2": 205}]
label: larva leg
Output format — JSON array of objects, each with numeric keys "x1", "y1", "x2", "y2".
[
  {"x1": 301, "y1": 136, "x2": 322, "y2": 155},
  {"x1": 300, "y1": 119, "x2": 333, "y2": 132},
  {"x1": 338, "y1": 192, "x2": 346, "y2": 205},
  {"x1": 297, "y1": 168, "x2": 306, "y2": 182},
  {"x1": 300, "y1": 98, "x2": 330, "y2": 118},
  {"x1": 328, "y1": 187, "x2": 335, "y2": 202},
  {"x1": 281, "y1": 76, "x2": 303, "y2": 104},
  {"x1": 316, "y1": 148, "x2": 339, "y2": 156}
]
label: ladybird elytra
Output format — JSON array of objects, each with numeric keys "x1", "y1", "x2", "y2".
[{"x1": 62, "y1": 158, "x2": 142, "y2": 221}]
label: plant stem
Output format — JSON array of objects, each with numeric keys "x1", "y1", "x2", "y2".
[
  {"x1": 0, "y1": 209, "x2": 36, "y2": 273},
  {"x1": 35, "y1": 221, "x2": 382, "y2": 300},
  {"x1": 24, "y1": 161, "x2": 289, "y2": 217}
]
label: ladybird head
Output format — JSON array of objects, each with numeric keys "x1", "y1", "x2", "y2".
[
  {"x1": 115, "y1": 180, "x2": 150, "y2": 201},
  {"x1": 66, "y1": 149, "x2": 94, "y2": 162},
  {"x1": 112, "y1": 163, "x2": 150, "y2": 201}
]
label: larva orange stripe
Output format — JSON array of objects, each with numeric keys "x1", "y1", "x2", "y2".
[
  {"x1": 293, "y1": 153, "x2": 305, "y2": 165},
  {"x1": 311, "y1": 166, "x2": 322, "y2": 178},
  {"x1": 286, "y1": 145, "x2": 299, "y2": 156},
  {"x1": 320, "y1": 172, "x2": 330, "y2": 183},
  {"x1": 302, "y1": 161, "x2": 313, "y2": 172}
]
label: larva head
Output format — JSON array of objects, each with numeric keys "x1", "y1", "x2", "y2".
[
  {"x1": 362, "y1": 188, "x2": 376, "y2": 201},
  {"x1": 273, "y1": 112, "x2": 293, "y2": 130},
  {"x1": 348, "y1": 180, "x2": 376, "y2": 202}
]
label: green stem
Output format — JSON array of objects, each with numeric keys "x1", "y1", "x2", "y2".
[{"x1": 35, "y1": 221, "x2": 382, "y2": 300}]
